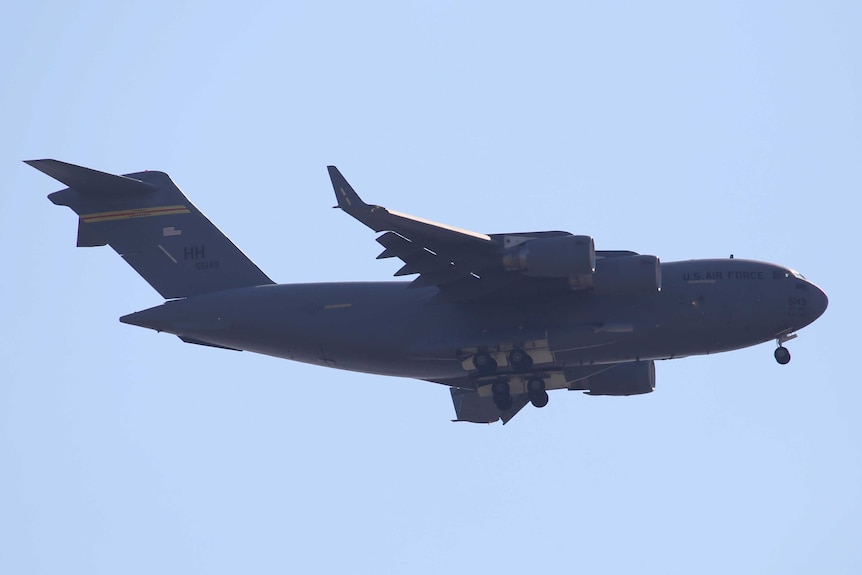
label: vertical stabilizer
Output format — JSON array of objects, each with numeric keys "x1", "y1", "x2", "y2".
[{"x1": 27, "y1": 159, "x2": 274, "y2": 299}]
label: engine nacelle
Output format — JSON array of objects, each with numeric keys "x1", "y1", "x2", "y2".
[
  {"x1": 581, "y1": 361, "x2": 655, "y2": 396},
  {"x1": 502, "y1": 235, "x2": 595, "y2": 279},
  {"x1": 572, "y1": 254, "x2": 661, "y2": 294}
]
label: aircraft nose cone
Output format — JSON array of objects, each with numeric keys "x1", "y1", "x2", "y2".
[{"x1": 810, "y1": 282, "x2": 829, "y2": 320}]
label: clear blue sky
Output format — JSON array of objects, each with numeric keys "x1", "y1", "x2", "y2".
[{"x1": 2, "y1": 1, "x2": 859, "y2": 573}]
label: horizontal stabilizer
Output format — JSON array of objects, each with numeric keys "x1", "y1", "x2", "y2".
[{"x1": 26, "y1": 159, "x2": 158, "y2": 199}]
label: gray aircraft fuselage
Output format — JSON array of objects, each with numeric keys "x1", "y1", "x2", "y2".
[
  {"x1": 123, "y1": 258, "x2": 827, "y2": 385},
  {"x1": 28, "y1": 159, "x2": 828, "y2": 423}
]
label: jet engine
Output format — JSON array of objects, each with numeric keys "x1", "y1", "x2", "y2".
[
  {"x1": 503, "y1": 235, "x2": 660, "y2": 294},
  {"x1": 590, "y1": 254, "x2": 662, "y2": 294},
  {"x1": 580, "y1": 361, "x2": 655, "y2": 396},
  {"x1": 502, "y1": 235, "x2": 595, "y2": 280}
]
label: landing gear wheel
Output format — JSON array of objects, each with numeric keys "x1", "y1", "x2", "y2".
[
  {"x1": 774, "y1": 346, "x2": 791, "y2": 365},
  {"x1": 491, "y1": 381, "x2": 511, "y2": 396},
  {"x1": 493, "y1": 393, "x2": 514, "y2": 411},
  {"x1": 472, "y1": 352, "x2": 498, "y2": 375},
  {"x1": 529, "y1": 390, "x2": 549, "y2": 409},
  {"x1": 491, "y1": 380, "x2": 512, "y2": 411},
  {"x1": 526, "y1": 377, "x2": 545, "y2": 394},
  {"x1": 508, "y1": 349, "x2": 533, "y2": 372},
  {"x1": 526, "y1": 377, "x2": 548, "y2": 408}
]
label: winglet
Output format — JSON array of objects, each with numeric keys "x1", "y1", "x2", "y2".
[{"x1": 327, "y1": 166, "x2": 372, "y2": 216}]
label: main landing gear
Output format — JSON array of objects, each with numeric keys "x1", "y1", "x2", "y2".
[
  {"x1": 774, "y1": 333, "x2": 797, "y2": 365},
  {"x1": 508, "y1": 348, "x2": 534, "y2": 372},
  {"x1": 472, "y1": 350, "x2": 549, "y2": 411},
  {"x1": 472, "y1": 352, "x2": 498, "y2": 375},
  {"x1": 492, "y1": 381, "x2": 513, "y2": 411},
  {"x1": 526, "y1": 377, "x2": 549, "y2": 408},
  {"x1": 489, "y1": 378, "x2": 548, "y2": 411}
]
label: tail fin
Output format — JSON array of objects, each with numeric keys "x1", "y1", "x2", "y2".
[{"x1": 27, "y1": 159, "x2": 274, "y2": 299}]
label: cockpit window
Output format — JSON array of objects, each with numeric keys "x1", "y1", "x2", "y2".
[{"x1": 774, "y1": 268, "x2": 807, "y2": 280}]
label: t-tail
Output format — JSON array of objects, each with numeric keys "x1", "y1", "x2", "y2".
[{"x1": 27, "y1": 159, "x2": 274, "y2": 298}]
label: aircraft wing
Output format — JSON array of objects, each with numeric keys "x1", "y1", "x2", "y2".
[{"x1": 328, "y1": 166, "x2": 542, "y2": 297}]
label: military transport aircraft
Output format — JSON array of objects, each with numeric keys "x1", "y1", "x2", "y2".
[{"x1": 27, "y1": 159, "x2": 828, "y2": 423}]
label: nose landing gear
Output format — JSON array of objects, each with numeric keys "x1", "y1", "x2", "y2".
[{"x1": 774, "y1": 333, "x2": 797, "y2": 365}]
